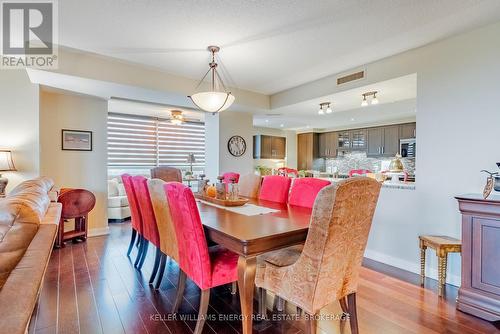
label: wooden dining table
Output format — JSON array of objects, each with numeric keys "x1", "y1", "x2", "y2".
[{"x1": 195, "y1": 197, "x2": 313, "y2": 334}]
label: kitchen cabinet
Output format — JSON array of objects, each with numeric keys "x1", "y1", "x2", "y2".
[
  {"x1": 351, "y1": 129, "x2": 367, "y2": 150},
  {"x1": 297, "y1": 133, "x2": 319, "y2": 170},
  {"x1": 400, "y1": 122, "x2": 416, "y2": 139},
  {"x1": 337, "y1": 131, "x2": 351, "y2": 150},
  {"x1": 367, "y1": 125, "x2": 400, "y2": 157},
  {"x1": 253, "y1": 135, "x2": 286, "y2": 159},
  {"x1": 456, "y1": 194, "x2": 500, "y2": 321},
  {"x1": 318, "y1": 132, "x2": 338, "y2": 158}
]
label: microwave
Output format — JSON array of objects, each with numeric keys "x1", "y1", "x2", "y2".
[{"x1": 400, "y1": 138, "x2": 416, "y2": 158}]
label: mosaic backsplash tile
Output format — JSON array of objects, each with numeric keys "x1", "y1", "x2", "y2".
[{"x1": 325, "y1": 151, "x2": 415, "y2": 176}]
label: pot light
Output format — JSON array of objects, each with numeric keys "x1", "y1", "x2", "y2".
[{"x1": 280, "y1": 124, "x2": 284, "y2": 128}]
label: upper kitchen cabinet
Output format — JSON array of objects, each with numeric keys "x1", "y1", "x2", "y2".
[
  {"x1": 351, "y1": 129, "x2": 367, "y2": 150},
  {"x1": 253, "y1": 135, "x2": 286, "y2": 159},
  {"x1": 318, "y1": 132, "x2": 338, "y2": 158},
  {"x1": 399, "y1": 122, "x2": 416, "y2": 139},
  {"x1": 367, "y1": 125, "x2": 400, "y2": 157},
  {"x1": 337, "y1": 131, "x2": 351, "y2": 150},
  {"x1": 297, "y1": 132, "x2": 319, "y2": 170}
]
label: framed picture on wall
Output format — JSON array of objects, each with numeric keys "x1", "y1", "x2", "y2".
[{"x1": 61, "y1": 129, "x2": 93, "y2": 151}]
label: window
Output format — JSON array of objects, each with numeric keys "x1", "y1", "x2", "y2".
[{"x1": 107, "y1": 113, "x2": 205, "y2": 175}]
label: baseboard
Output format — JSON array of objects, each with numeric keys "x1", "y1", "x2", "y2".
[
  {"x1": 88, "y1": 226, "x2": 110, "y2": 237},
  {"x1": 364, "y1": 249, "x2": 461, "y2": 287}
]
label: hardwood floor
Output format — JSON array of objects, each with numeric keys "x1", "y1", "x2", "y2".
[{"x1": 29, "y1": 222, "x2": 500, "y2": 334}]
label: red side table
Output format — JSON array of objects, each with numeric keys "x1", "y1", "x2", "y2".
[{"x1": 57, "y1": 188, "x2": 96, "y2": 248}]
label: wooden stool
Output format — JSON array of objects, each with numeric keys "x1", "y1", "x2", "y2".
[
  {"x1": 57, "y1": 188, "x2": 96, "y2": 248},
  {"x1": 419, "y1": 235, "x2": 461, "y2": 296}
]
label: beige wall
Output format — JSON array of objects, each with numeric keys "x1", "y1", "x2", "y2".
[
  {"x1": 0, "y1": 70, "x2": 40, "y2": 191},
  {"x1": 253, "y1": 127, "x2": 297, "y2": 169},
  {"x1": 40, "y1": 90, "x2": 108, "y2": 235}
]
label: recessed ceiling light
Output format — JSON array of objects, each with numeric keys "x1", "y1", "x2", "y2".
[
  {"x1": 351, "y1": 118, "x2": 355, "y2": 121},
  {"x1": 265, "y1": 119, "x2": 269, "y2": 122},
  {"x1": 280, "y1": 124, "x2": 284, "y2": 127},
  {"x1": 306, "y1": 125, "x2": 310, "y2": 129}
]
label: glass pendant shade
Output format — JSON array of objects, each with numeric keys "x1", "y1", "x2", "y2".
[
  {"x1": 361, "y1": 98, "x2": 368, "y2": 107},
  {"x1": 326, "y1": 106, "x2": 333, "y2": 114},
  {"x1": 189, "y1": 91, "x2": 235, "y2": 113},
  {"x1": 371, "y1": 96, "x2": 379, "y2": 105}
]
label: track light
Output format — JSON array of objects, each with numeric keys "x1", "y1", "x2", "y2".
[
  {"x1": 372, "y1": 92, "x2": 379, "y2": 105},
  {"x1": 318, "y1": 102, "x2": 332, "y2": 115},
  {"x1": 361, "y1": 91, "x2": 378, "y2": 106}
]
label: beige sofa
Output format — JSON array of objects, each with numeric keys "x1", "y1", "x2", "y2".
[
  {"x1": 0, "y1": 177, "x2": 61, "y2": 334},
  {"x1": 108, "y1": 178, "x2": 131, "y2": 221}
]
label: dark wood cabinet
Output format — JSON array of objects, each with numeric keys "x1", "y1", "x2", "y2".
[
  {"x1": 253, "y1": 135, "x2": 286, "y2": 159},
  {"x1": 399, "y1": 122, "x2": 416, "y2": 139},
  {"x1": 351, "y1": 129, "x2": 367, "y2": 150},
  {"x1": 456, "y1": 194, "x2": 500, "y2": 321},
  {"x1": 318, "y1": 132, "x2": 338, "y2": 158},
  {"x1": 337, "y1": 131, "x2": 351, "y2": 150},
  {"x1": 367, "y1": 125, "x2": 400, "y2": 157},
  {"x1": 297, "y1": 133, "x2": 319, "y2": 170}
]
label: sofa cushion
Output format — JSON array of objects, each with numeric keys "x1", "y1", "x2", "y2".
[
  {"x1": 108, "y1": 195, "x2": 129, "y2": 208},
  {"x1": 0, "y1": 192, "x2": 50, "y2": 225},
  {"x1": 8, "y1": 177, "x2": 54, "y2": 196},
  {"x1": 0, "y1": 223, "x2": 38, "y2": 289},
  {"x1": 108, "y1": 179, "x2": 119, "y2": 196}
]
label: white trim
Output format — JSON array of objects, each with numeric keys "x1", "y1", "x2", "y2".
[
  {"x1": 364, "y1": 249, "x2": 461, "y2": 287},
  {"x1": 88, "y1": 226, "x2": 110, "y2": 237}
]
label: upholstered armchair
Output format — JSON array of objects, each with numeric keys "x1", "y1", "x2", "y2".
[
  {"x1": 238, "y1": 173, "x2": 262, "y2": 198},
  {"x1": 259, "y1": 175, "x2": 292, "y2": 203},
  {"x1": 150, "y1": 166, "x2": 182, "y2": 182},
  {"x1": 255, "y1": 178, "x2": 381, "y2": 334},
  {"x1": 147, "y1": 178, "x2": 179, "y2": 289}
]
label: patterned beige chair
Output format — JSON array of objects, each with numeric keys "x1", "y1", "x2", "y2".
[
  {"x1": 238, "y1": 173, "x2": 262, "y2": 198},
  {"x1": 255, "y1": 178, "x2": 382, "y2": 334},
  {"x1": 147, "y1": 179, "x2": 179, "y2": 289},
  {"x1": 151, "y1": 166, "x2": 182, "y2": 183}
]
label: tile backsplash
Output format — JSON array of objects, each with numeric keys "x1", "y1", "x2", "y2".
[{"x1": 325, "y1": 151, "x2": 415, "y2": 176}]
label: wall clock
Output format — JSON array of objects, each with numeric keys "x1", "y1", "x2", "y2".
[{"x1": 227, "y1": 135, "x2": 246, "y2": 157}]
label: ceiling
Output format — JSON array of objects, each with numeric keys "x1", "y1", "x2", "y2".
[
  {"x1": 59, "y1": 0, "x2": 500, "y2": 95},
  {"x1": 108, "y1": 99, "x2": 205, "y2": 122},
  {"x1": 254, "y1": 74, "x2": 417, "y2": 130}
]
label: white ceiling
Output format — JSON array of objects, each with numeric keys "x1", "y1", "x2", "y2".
[
  {"x1": 59, "y1": 0, "x2": 500, "y2": 95},
  {"x1": 108, "y1": 99, "x2": 205, "y2": 122},
  {"x1": 255, "y1": 74, "x2": 417, "y2": 130}
]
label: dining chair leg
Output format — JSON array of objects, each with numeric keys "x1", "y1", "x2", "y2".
[
  {"x1": 127, "y1": 228, "x2": 137, "y2": 257},
  {"x1": 231, "y1": 282, "x2": 237, "y2": 295},
  {"x1": 258, "y1": 288, "x2": 267, "y2": 319},
  {"x1": 137, "y1": 239, "x2": 149, "y2": 270},
  {"x1": 154, "y1": 254, "x2": 167, "y2": 290},
  {"x1": 149, "y1": 247, "x2": 162, "y2": 284},
  {"x1": 194, "y1": 289, "x2": 210, "y2": 334},
  {"x1": 347, "y1": 292, "x2": 359, "y2": 334},
  {"x1": 134, "y1": 236, "x2": 144, "y2": 268},
  {"x1": 172, "y1": 270, "x2": 187, "y2": 313},
  {"x1": 339, "y1": 297, "x2": 348, "y2": 313},
  {"x1": 305, "y1": 314, "x2": 317, "y2": 334}
]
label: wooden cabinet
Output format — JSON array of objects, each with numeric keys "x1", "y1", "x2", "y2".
[
  {"x1": 318, "y1": 132, "x2": 338, "y2": 158},
  {"x1": 456, "y1": 194, "x2": 500, "y2": 321},
  {"x1": 337, "y1": 131, "x2": 351, "y2": 150},
  {"x1": 297, "y1": 133, "x2": 319, "y2": 170},
  {"x1": 253, "y1": 135, "x2": 286, "y2": 159},
  {"x1": 367, "y1": 125, "x2": 400, "y2": 157},
  {"x1": 351, "y1": 129, "x2": 367, "y2": 150},
  {"x1": 399, "y1": 122, "x2": 416, "y2": 139}
]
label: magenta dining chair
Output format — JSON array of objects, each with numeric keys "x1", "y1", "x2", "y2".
[
  {"x1": 164, "y1": 182, "x2": 239, "y2": 334},
  {"x1": 131, "y1": 176, "x2": 162, "y2": 281},
  {"x1": 121, "y1": 174, "x2": 144, "y2": 262},
  {"x1": 259, "y1": 175, "x2": 292, "y2": 204},
  {"x1": 288, "y1": 178, "x2": 331, "y2": 208},
  {"x1": 348, "y1": 169, "x2": 371, "y2": 177},
  {"x1": 222, "y1": 172, "x2": 240, "y2": 183}
]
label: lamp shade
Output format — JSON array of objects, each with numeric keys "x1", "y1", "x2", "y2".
[
  {"x1": 189, "y1": 92, "x2": 235, "y2": 113},
  {"x1": 0, "y1": 150, "x2": 16, "y2": 171},
  {"x1": 186, "y1": 153, "x2": 196, "y2": 164}
]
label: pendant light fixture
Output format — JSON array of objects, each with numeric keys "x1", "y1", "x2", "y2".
[
  {"x1": 189, "y1": 46, "x2": 235, "y2": 113},
  {"x1": 318, "y1": 102, "x2": 332, "y2": 115}
]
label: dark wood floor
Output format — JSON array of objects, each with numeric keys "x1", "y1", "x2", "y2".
[{"x1": 28, "y1": 222, "x2": 500, "y2": 334}]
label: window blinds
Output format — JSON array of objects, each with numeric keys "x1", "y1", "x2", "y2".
[{"x1": 107, "y1": 113, "x2": 205, "y2": 170}]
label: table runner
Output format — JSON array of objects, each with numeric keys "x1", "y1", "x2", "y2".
[{"x1": 197, "y1": 200, "x2": 279, "y2": 216}]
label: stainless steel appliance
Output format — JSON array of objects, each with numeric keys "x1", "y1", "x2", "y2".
[{"x1": 400, "y1": 138, "x2": 416, "y2": 158}]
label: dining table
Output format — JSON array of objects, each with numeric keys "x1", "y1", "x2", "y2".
[{"x1": 195, "y1": 197, "x2": 313, "y2": 334}]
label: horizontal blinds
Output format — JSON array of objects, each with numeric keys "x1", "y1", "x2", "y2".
[{"x1": 108, "y1": 113, "x2": 205, "y2": 169}]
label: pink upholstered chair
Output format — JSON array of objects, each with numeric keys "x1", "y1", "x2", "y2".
[
  {"x1": 256, "y1": 178, "x2": 382, "y2": 334},
  {"x1": 278, "y1": 167, "x2": 299, "y2": 177},
  {"x1": 288, "y1": 178, "x2": 331, "y2": 208},
  {"x1": 131, "y1": 176, "x2": 161, "y2": 278},
  {"x1": 121, "y1": 174, "x2": 144, "y2": 262},
  {"x1": 222, "y1": 172, "x2": 240, "y2": 183},
  {"x1": 164, "y1": 182, "x2": 239, "y2": 334},
  {"x1": 259, "y1": 175, "x2": 292, "y2": 203}
]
